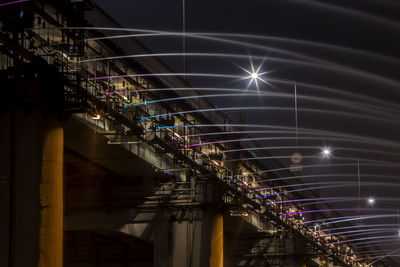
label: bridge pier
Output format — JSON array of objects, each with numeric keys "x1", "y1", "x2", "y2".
[
  {"x1": 167, "y1": 209, "x2": 223, "y2": 267},
  {"x1": 0, "y1": 64, "x2": 64, "y2": 267}
]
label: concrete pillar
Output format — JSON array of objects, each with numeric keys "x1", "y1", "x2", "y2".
[
  {"x1": 0, "y1": 64, "x2": 64, "y2": 267},
  {"x1": 39, "y1": 117, "x2": 63, "y2": 267},
  {"x1": 210, "y1": 214, "x2": 223, "y2": 267},
  {"x1": 169, "y1": 209, "x2": 223, "y2": 267},
  {"x1": 153, "y1": 212, "x2": 169, "y2": 267}
]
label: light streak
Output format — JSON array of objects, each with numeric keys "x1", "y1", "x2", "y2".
[
  {"x1": 80, "y1": 28, "x2": 400, "y2": 66},
  {"x1": 252, "y1": 181, "x2": 354, "y2": 193},
  {"x1": 0, "y1": 0, "x2": 30, "y2": 7},
  {"x1": 255, "y1": 173, "x2": 400, "y2": 185},
  {"x1": 321, "y1": 214, "x2": 400, "y2": 226},
  {"x1": 327, "y1": 235, "x2": 399, "y2": 245},
  {"x1": 259, "y1": 184, "x2": 357, "y2": 199},
  {"x1": 157, "y1": 124, "x2": 400, "y2": 151},
  {"x1": 88, "y1": 72, "x2": 240, "y2": 81},
  {"x1": 122, "y1": 91, "x2": 393, "y2": 120},
  {"x1": 185, "y1": 136, "x2": 364, "y2": 149},
  {"x1": 107, "y1": 85, "x2": 400, "y2": 115},
  {"x1": 142, "y1": 105, "x2": 399, "y2": 127},
  {"x1": 282, "y1": 208, "x2": 397, "y2": 216},
  {"x1": 71, "y1": 27, "x2": 400, "y2": 90},
  {"x1": 317, "y1": 224, "x2": 400, "y2": 233},
  {"x1": 317, "y1": 228, "x2": 399, "y2": 238},
  {"x1": 240, "y1": 162, "x2": 399, "y2": 179},
  {"x1": 303, "y1": 215, "x2": 367, "y2": 224},
  {"x1": 124, "y1": 93, "x2": 268, "y2": 107}
]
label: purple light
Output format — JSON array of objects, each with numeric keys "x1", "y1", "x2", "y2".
[{"x1": 0, "y1": 0, "x2": 31, "y2": 7}]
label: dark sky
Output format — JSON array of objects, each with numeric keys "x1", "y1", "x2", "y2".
[{"x1": 96, "y1": 0, "x2": 400, "y2": 262}]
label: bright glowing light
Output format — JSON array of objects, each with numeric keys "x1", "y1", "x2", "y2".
[
  {"x1": 240, "y1": 60, "x2": 270, "y2": 91},
  {"x1": 368, "y1": 197, "x2": 375, "y2": 205},
  {"x1": 92, "y1": 114, "x2": 101, "y2": 120},
  {"x1": 321, "y1": 147, "x2": 332, "y2": 158}
]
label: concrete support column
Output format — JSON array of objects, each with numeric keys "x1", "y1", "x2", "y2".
[
  {"x1": 0, "y1": 64, "x2": 64, "y2": 267},
  {"x1": 39, "y1": 117, "x2": 64, "y2": 267},
  {"x1": 170, "y1": 209, "x2": 223, "y2": 267},
  {"x1": 210, "y1": 213, "x2": 223, "y2": 267},
  {"x1": 153, "y1": 212, "x2": 169, "y2": 267}
]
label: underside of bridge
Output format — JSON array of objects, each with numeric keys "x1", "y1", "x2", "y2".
[{"x1": 0, "y1": 1, "x2": 397, "y2": 267}]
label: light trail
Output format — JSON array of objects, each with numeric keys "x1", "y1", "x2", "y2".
[
  {"x1": 355, "y1": 249, "x2": 400, "y2": 256},
  {"x1": 317, "y1": 224, "x2": 400, "y2": 233},
  {"x1": 89, "y1": 72, "x2": 240, "y2": 81},
  {"x1": 356, "y1": 240, "x2": 400, "y2": 249},
  {"x1": 294, "y1": 0, "x2": 400, "y2": 32},
  {"x1": 80, "y1": 51, "x2": 400, "y2": 97},
  {"x1": 327, "y1": 235, "x2": 399, "y2": 245},
  {"x1": 252, "y1": 181, "x2": 355, "y2": 193},
  {"x1": 222, "y1": 153, "x2": 400, "y2": 166},
  {"x1": 74, "y1": 27, "x2": 400, "y2": 66},
  {"x1": 141, "y1": 105, "x2": 399, "y2": 128},
  {"x1": 94, "y1": 73, "x2": 400, "y2": 116},
  {"x1": 217, "y1": 145, "x2": 400, "y2": 160},
  {"x1": 73, "y1": 27, "x2": 400, "y2": 89},
  {"x1": 125, "y1": 93, "x2": 270, "y2": 107},
  {"x1": 272, "y1": 197, "x2": 355, "y2": 205},
  {"x1": 272, "y1": 197, "x2": 400, "y2": 205},
  {"x1": 183, "y1": 130, "x2": 311, "y2": 138},
  {"x1": 123, "y1": 91, "x2": 398, "y2": 119},
  {"x1": 271, "y1": 197, "x2": 400, "y2": 210},
  {"x1": 255, "y1": 173, "x2": 400, "y2": 185},
  {"x1": 0, "y1": 0, "x2": 31, "y2": 7},
  {"x1": 352, "y1": 254, "x2": 400, "y2": 263},
  {"x1": 320, "y1": 214, "x2": 400, "y2": 226},
  {"x1": 299, "y1": 199, "x2": 389, "y2": 207},
  {"x1": 259, "y1": 184, "x2": 367, "y2": 199},
  {"x1": 125, "y1": 92, "x2": 400, "y2": 121},
  {"x1": 83, "y1": 31, "x2": 329, "y2": 66},
  {"x1": 79, "y1": 36, "x2": 400, "y2": 66},
  {"x1": 221, "y1": 154, "x2": 316, "y2": 163},
  {"x1": 304, "y1": 215, "x2": 369, "y2": 224},
  {"x1": 81, "y1": 52, "x2": 330, "y2": 71},
  {"x1": 282, "y1": 208, "x2": 397, "y2": 217},
  {"x1": 158, "y1": 124, "x2": 400, "y2": 151},
  {"x1": 364, "y1": 247, "x2": 400, "y2": 265},
  {"x1": 108, "y1": 86, "x2": 400, "y2": 113},
  {"x1": 240, "y1": 162, "x2": 400, "y2": 179},
  {"x1": 318, "y1": 228, "x2": 399, "y2": 238}
]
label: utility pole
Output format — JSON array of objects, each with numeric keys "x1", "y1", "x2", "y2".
[
  {"x1": 182, "y1": 0, "x2": 187, "y2": 78},
  {"x1": 294, "y1": 82, "x2": 299, "y2": 152}
]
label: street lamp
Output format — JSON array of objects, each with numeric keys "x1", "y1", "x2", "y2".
[
  {"x1": 251, "y1": 72, "x2": 259, "y2": 79},
  {"x1": 321, "y1": 147, "x2": 332, "y2": 158},
  {"x1": 367, "y1": 197, "x2": 375, "y2": 205}
]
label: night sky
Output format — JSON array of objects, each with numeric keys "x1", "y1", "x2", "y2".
[{"x1": 96, "y1": 0, "x2": 400, "y2": 262}]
